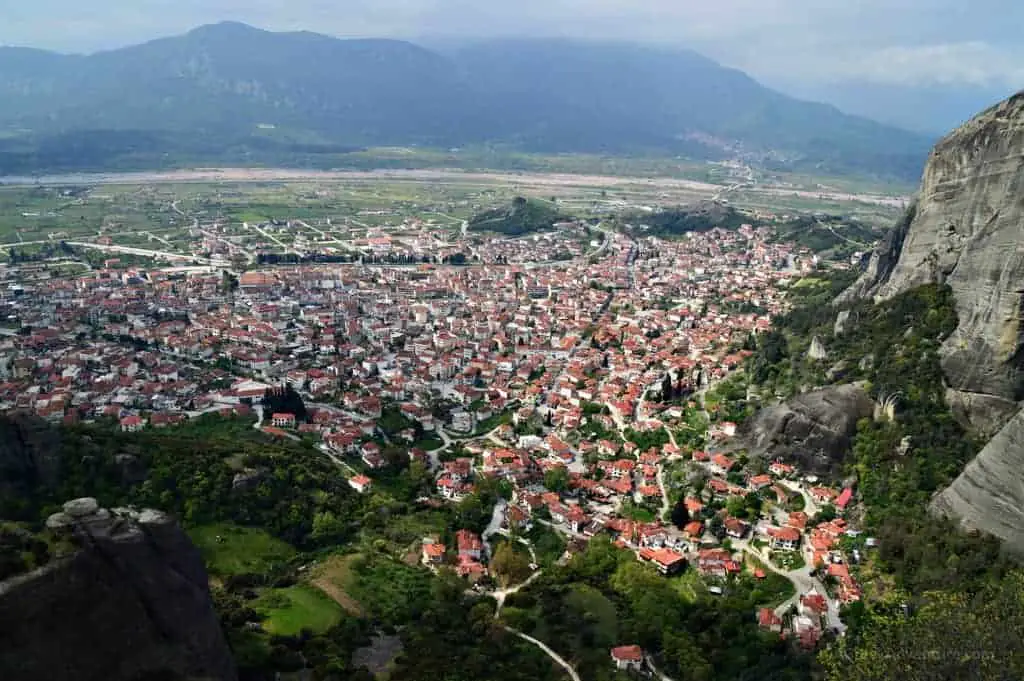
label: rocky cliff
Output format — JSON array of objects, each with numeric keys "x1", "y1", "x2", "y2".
[
  {"x1": 839, "y1": 91, "x2": 1024, "y2": 552},
  {"x1": 932, "y1": 410, "x2": 1024, "y2": 552},
  {"x1": 0, "y1": 498, "x2": 237, "y2": 681},
  {"x1": 841, "y1": 91, "x2": 1024, "y2": 430},
  {"x1": 740, "y1": 384, "x2": 875, "y2": 475}
]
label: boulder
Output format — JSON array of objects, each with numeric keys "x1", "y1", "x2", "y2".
[
  {"x1": 0, "y1": 501, "x2": 237, "y2": 681},
  {"x1": 232, "y1": 468, "x2": 267, "y2": 492},
  {"x1": 741, "y1": 384, "x2": 874, "y2": 476},
  {"x1": 807, "y1": 336, "x2": 828, "y2": 360}
]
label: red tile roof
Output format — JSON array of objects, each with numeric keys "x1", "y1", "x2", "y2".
[{"x1": 610, "y1": 645, "x2": 643, "y2": 662}]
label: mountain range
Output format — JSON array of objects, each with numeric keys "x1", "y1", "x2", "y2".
[{"x1": 0, "y1": 21, "x2": 931, "y2": 179}]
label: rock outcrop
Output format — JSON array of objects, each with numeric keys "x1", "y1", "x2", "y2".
[
  {"x1": 840, "y1": 92, "x2": 1024, "y2": 430},
  {"x1": 740, "y1": 384, "x2": 874, "y2": 476},
  {"x1": 932, "y1": 410, "x2": 1024, "y2": 554},
  {"x1": 0, "y1": 498, "x2": 237, "y2": 681},
  {"x1": 839, "y1": 91, "x2": 1024, "y2": 550},
  {"x1": 0, "y1": 412, "x2": 62, "y2": 500}
]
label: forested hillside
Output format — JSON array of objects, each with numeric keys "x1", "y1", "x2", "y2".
[{"x1": 748, "y1": 273, "x2": 1022, "y2": 679}]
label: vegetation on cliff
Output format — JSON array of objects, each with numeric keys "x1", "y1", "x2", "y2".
[{"x1": 749, "y1": 273, "x2": 1019, "y2": 679}]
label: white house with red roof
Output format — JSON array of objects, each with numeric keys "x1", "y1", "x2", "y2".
[
  {"x1": 348, "y1": 475, "x2": 373, "y2": 494},
  {"x1": 119, "y1": 414, "x2": 144, "y2": 432},
  {"x1": 610, "y1": 645, "x2": 644, "y2": 671}
]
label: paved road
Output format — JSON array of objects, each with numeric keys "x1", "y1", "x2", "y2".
[
  {"x1": 504, "y1": 626, "x2": 581, "y2": 681},
  {"x1": 65, "y1": 240, "x2": 209, "y2": 264}
]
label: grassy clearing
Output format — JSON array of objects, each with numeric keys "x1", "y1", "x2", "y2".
[
  {"x1": 310, "y1": 554, "x2": 364, "y2": 616},
  {"x1": 744, "y1": 555, "x2": 796, "y2": 607},
  {"x1": 189, "y1": 523, "x2": 296, "y2": 577},
  {"x1": 256, "y1": 584, "x2": 344, "y2": 636}
]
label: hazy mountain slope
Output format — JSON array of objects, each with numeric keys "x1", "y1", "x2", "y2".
[
  {"x1": 0, "y1": 23, "x2": 930, "y2": 178},
  {"x1": 454, "y1": 39, "x2": 926, "y2": 171}
]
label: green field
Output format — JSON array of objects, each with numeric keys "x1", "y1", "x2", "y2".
[
  {"x1": 255, "y1": 584, "x2": 345, "y2": 636},
  {"x1": 189, "y1": 523, "x2": 296, "y2": 576}
]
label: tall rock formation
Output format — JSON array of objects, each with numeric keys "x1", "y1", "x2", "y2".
[
  {"x1": 842, "y1": 91, "x2": 1024, "y2": 428},
  {"x1": 0, "y1": 499, "x2": 237, "y2": 681},
  {"x1": 839, "y1": 91, "x2": 1024, "y2": 552}
]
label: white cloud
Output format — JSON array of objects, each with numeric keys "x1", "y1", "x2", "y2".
[{"x1": 834, "y1": 43, "x2": 1024, "y2": 88}]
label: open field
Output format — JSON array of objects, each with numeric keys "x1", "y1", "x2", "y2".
[
  {"x1": 0, "y1": 162, "x2": 908, "y2": 267},
  {"x1": 310, "y1": 554, "x2": 364, "y2": 616},
  {"x1": 255, "y1": 584, "x2": 345, "y2": 636},
  {"x1": 189, "y1": 523, "x2": 296, "y2": 577}
]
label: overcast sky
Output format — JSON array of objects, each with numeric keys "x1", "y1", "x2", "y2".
[{"x1": 4, "y1": 0, "x2": 1024, "y2": 91}]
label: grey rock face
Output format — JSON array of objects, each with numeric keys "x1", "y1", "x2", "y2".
[
  {"x1": 838, "y1": 91, "x2": 1024, "y2": 547},
  {"x1": 842, "y1": 92, "x2": 1024, "y2": 414},
  {"x1": 932, "y1": 409, "x2": 1024, "y2": 554},
  {"x1": 740, "y1": 384, "x2": 875, "y2": 476},
  {"x1": 0, "y1": 501, "x2": 237, "y2": 681},
  {"x1": 833, "y1": 310, "x2": 851, "y2": 335}
]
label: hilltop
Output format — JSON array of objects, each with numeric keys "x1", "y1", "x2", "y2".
[{"x1": 468, "y1": 197, "x2": 565, "y2": 236}]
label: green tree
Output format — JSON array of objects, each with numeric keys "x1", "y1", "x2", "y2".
[
  {"x1": 491, "y1": 543, "x2": 531, "y2": 587},
  {"x1": 544, "y1": 466, "x2": 569, "y2": 493}
]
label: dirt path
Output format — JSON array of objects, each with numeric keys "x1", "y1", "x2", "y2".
[
  {"x1": 504, "y1": 626, "x2": 581, "y2": 681},
  {"x1": 311, "y1": 576, "x2": 364, "y2": 616}
]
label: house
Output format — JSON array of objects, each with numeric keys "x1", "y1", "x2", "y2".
[
  {"x1": 724, "y1": 517, "x2": 749, "y2": 539},
  {"x1": 683, "y1": 521, "x2": 704, "y2": 540},
  {"x1": 271, "y1": 412, "x2": 296, "y2": 428},
  {"x1": 638, "y1": 547, "x2": 685, "y2": 575},
  {"x1": 697, "y1": 548, "x2": 741, "y2": 578},
  {"x1": 769, "y1": 461, "x2": 795, "y2": 477},
  {"x1": 456, "y1": 529, "x2": 483, "y2": 561},
  {"x1": 767, "y1": 526, "x2": 801, "y2": 551},
  {"x1": 361, "y1": 442, "x2": 385, "y2": 469},
  {"x1": 565, "y1": 506, "x2": 590, "y2": 534},
  {"x1": 799, "y1": 591, "x2": 828, "y2": 618},
  {"x1": 348, "y1": 475, "x2": 373, "y2": 494},
  {"x1": 119, "y1": 415, "x2": 144, "y2": 432},
  {"x1": 792, "y1": 615, "x2": 821, "y2": 649},
  {"x1": 810, "y1": 487, "x2": 838, "y2": 505},
  {"x1": 710, "y1": 454, "x2": 735, "y2": 474},
  {"x1": 610, "y1": 645, "x2": 644, "y2": 671},
  {"x1": 748, "y1": 474, "x2": 773, "y2": 491},
  {"x1": 456, "y1": 558, "x2": 487, "y2": 582},
  {"x1": 836, "y1": 487, "x2": 854, "y2": 510},
  {"x1": 437, "y1": 476, "x2": 468, "y2": 501},
  {"x1": 758, "y1": 607, "x2": 783, "y2": 633},
  {"x1": 505, "y1": 504, "x2": 531, "y2": 531},
  {"x1": 421, "y1": 540, "x2": 446, "y2": 567},
  {"x1": 786, "y1": 511, "x2": 809, "y2": 531}
]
